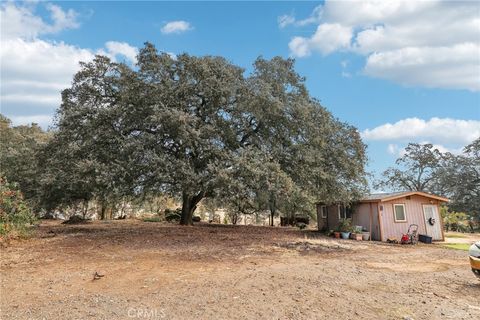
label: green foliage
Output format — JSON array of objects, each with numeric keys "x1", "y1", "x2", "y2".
[
  {"x1": 376, "y1": 143, "x2": 442, "y2": 192},
  {"x1": 437, "y1": 138, "x2": 480, "y2": 219},
  {"x1": 0, "y1": 115, "x2": 51, "y2": 210},
  {"x1": 0, "y1": 178, "x2": 36, "y2": 237},
  {"x1": 442, "y1": 243, "x2": 470, "y2": 251},
  {"x1": 442, "y1": 208, "x2": 468, "y2": 232},
  {"x1": 337, "y1": 218, "x2": 353, "y2": 233},
  {"x1": 23, "y1": 43, "x2": 367, "y2": 224},
  {"x1": 165, "y1": 208, "x2": 182, "y2": 222},
  {"x1": 445, "y1": 233, "x2": 467, "y2": 238},
  {"x1": 378, "y1": 139, "x2": 479, "y2": 221},
  {"x1": 296, "y1": 222, "x2": 307, "y2": 230}
]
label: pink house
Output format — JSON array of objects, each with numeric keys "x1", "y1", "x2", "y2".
[{"x1": 317, "y1": 191, "x2": 449, "y2": 241}]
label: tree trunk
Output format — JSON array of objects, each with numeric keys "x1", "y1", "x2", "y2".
[
  {"x1": 99, "y1": 202, "x2": 108, "y2": 220},
  {"x1": 82, "y1": 200, "x2": 88, "y2": 219},
  {"x1": 269, "y1": 196, "x2": 276, "y2": 227},
  {"x1": 180, "y1": 191, "x2": 205, "y2": 225}
]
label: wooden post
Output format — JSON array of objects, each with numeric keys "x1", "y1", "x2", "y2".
[
  {"x1": 377, "y1": 203, "x2": 384, "y2": 242},
  {"x1": 369, "y1": 202, "x2": 373, "y2": 241}
]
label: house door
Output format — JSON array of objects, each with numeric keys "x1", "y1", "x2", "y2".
[{"x1": 423, "y1": 205, "x2": 442, "y2": 240}]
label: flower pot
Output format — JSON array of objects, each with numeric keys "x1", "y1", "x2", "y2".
[
  {"x1": 362, "y1": 232, "x2": 370, "y2": 241},
  {"x1": 354, "y1": 233, "x2": 363, "y2": 241},
  {"x1": 334, "y1": 232, "x2": 341, "y2": 239},
  {"x1": 340, "y1": 232, "x2": 350, "y2": 239}
]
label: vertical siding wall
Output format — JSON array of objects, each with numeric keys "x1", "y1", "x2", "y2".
[
  {"x1": 316, "y1": 204, "x2": 326, "y2": 230},
  {"x1": 352, "y1": 203, "x2": 380, "y2": 240},
  {"x1": 379, "y1": 195, "x2": 442, "y2": 241},
  {"x1": 316, "y1": 204, "x2": 341, "y2": 231},
  {"x1": 327, "y1": 205, "x2": 340, "y2": 230}
]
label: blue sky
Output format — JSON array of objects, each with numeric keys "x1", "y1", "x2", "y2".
[{"x1": 1, "y1": 1, "x2": 479, "y2": 180}]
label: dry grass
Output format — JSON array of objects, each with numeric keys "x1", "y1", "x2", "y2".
[{"x1": 1, "y1": 219, "x2": 479, "y2": 320}]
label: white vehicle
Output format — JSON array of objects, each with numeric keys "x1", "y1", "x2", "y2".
[{"x1": 469, "y1": 241, "x2": 480, "y2": 279}]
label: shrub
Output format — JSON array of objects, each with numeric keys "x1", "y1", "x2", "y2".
[
  {"x1": 296, "y1": 222, "x2": 307, "y2": 230},
  {"x1": 0, "y1": 178, "x2": 36, "y2": 238},
  {"x1": 337, "y1": 218, "x2": 353, "y2": 233},
  {"x1": 165, "y1": 208, "x2": 182, "y2": 222}
]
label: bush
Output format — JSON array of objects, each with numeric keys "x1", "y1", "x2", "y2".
[
  {"x1": 280, "y1": 215, "x2": 310, "y2": 226},
  {"x1": 0, "y1": 178, "x2": 36, "y2": 238},
  {"x1": 165, "y1": 208, "x2": 182, "y2": 222},
  {"x1": 337, "y1": 218, "x2": 353, "y2": 233},
  {"x1": 296, "y1": 222, "x2": 307, "y2": 230}
]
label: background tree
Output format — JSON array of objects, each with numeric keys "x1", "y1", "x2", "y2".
[
  {"x1": 438, "y1": 138, "x2": 480, "y2": 220},
  {"x1": 0, "y1": 115, "x2": 51, "y2": 211},
  {"x1": 42, "y1": 43, "x2": 368, "y2": 224},
  {"x1": 376, "y1": 143, "x2": 443, "y2": 192},
  {"x1": 218, "y1": 58, "x2": 368, "y2": 225},
  {"x1": 440, "y1": 206, "x2": 469, "y2": 232},
  {"x1": 0, "y1": 177, "x2": 36, "y2": 237},
  {"x1": 36, "y1": 57, "x2": 136, "y2": 218},
  {"x1": 377, "y1": 139, "x2": 479, "y2": 224}
]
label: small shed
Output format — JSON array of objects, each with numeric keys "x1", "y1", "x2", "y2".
[{"x1": 317, "y1": 191, "x2": 449, "y2": 241}]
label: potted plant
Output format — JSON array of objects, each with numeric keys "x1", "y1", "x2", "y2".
[
  {"x1": 354, "y1": 233, "x2": 363, "y2": 241},
  {"x1": 338, "y1": 218, "x2": 353, "y2": 239},
  {"x1": 362, "y1": 229, "x2": 370, "y2": 241},
  {"x1": 333, "y1": 228, "x2": 341, "y2": 238}
]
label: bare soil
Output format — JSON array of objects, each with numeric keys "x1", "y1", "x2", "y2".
[{"x1": 1, "y1": 220, "x2": 479, "y2": 320}]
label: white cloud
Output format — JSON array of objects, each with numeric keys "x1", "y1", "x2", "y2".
[
  {"x1": 362, "y1": 117, "x2": 480, "y2": 145},
  {"x1": 161, "y1": 20, "x2": 193, "y2": 34},
  {"x1": 1, "y1": 2, "x2": 79, "y2": 39},
  {"x1": 45, "y1": 3, "x2": 79, "y2": 33},
  {"x1": 1, "y1": 38, "x2": 95, "y2": 111},
  {"x1": 278, "y1": 6, "x2": 323, "y2": 28},
  {"x1": 387, "y1": 143, "x2": 400, "y2": 155},
  {"x1": 288, "y1": 37, "x2": 311, "y2": 58},
  {"x1": 340, "y1": 60, "x2": 352, "y2": 78},
  {"x1": 387, "y1": 142, "x2": 463, "y2": 157},
  {"x1": 287, "y1": 0, "x2": 480, "y2": 91},
  {"x1": 289, "y1": 23, "x2": 352, "y2": 57},
  {"x1": 427, "y1": 143, "x2": 463, "y2": 155},
  {"x1": 278, "y1": 14, "x2": 295, "y2": 29},
  {"x1": 104, "y1": 41, "x2": 138, "y2": 63},
  {"x1": 364, "y1": 43, "x2": 480, "y2": 91},
  {"x1": 1, "y1": 3, "x2": 141, "y2": 129}
]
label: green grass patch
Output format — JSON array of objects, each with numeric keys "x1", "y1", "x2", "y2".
[
  {"x1": 142, "y1": 216, "x2": 163, "y2": 223},
  {"x1": 442, "y1": 243, "x2": 470, "y2": 251},
  {"x1": 445, "y1": 233, "x2": 467, "y2": 238}
]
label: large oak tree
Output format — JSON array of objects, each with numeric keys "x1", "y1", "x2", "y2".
[{"x1": 45, "y1": 43, "x2": 368, "y2": 224}]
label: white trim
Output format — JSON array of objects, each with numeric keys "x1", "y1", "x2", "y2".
[
  {"x1": 320, "y1": 205, "x2": 327, "y2": 219},
  {"x1": 393, "y1": 203, "x2": 407, "y2": 222},
  {"x1": 338, "y1": 205, "x2": 346, "y2": 219}
]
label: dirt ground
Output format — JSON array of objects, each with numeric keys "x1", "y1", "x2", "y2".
[{"x1": 1, "y1": 220, "x2": 479, "y2": 320}]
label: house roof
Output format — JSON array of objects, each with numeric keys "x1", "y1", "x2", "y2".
[{"x1": 360, "y1": 191, "x2": 449, "y2": 203}]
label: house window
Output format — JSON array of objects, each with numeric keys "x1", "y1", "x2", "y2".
[
  {"x1": 346, "y1": 206, "x2": 353, "y2": 219},
  {"x1": 393, "y1": 204, "x2": 407, "y2": 222},
  {"x1": 338, "y1": 205, "x2": 347, "y2": 219},
  {"x1": 320, "y1": 205, "x2": 327, "y2": 219}
]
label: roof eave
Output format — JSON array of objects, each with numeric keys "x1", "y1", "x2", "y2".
[{"x1": 379, "y1": 191, "x2": 449, "y2": 203}]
